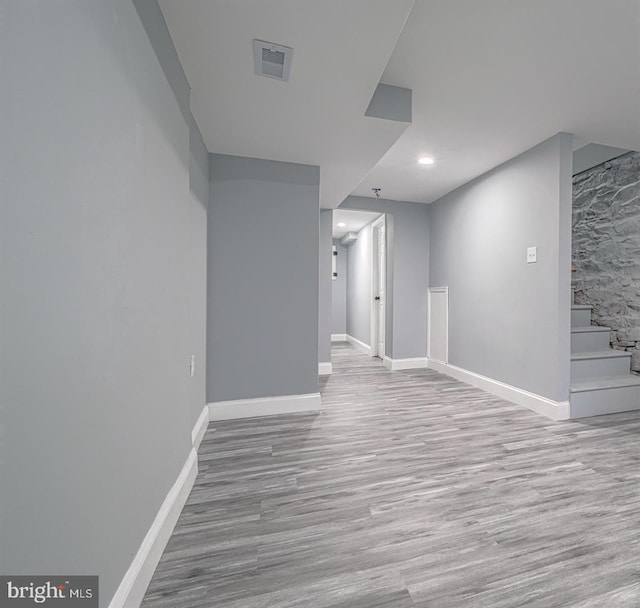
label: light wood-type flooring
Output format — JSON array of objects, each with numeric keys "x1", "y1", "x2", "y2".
[{"x1": 143, "y1": 343, "x2": 640, "y2": 607}]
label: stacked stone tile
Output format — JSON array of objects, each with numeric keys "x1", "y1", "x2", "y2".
[{"x1": 572, "y1": 151, "x2": 640, "y2": 371}]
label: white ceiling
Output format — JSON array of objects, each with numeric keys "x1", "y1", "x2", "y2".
[
  {"x1": 332, "y1": 210, "x2": 382, "y2": 239},
  {"x1": 158, "y1": 0, "x2": 414, "y2": 209},
  {"x1": 160, "y1": 0, "x2": 640, "y2": 209},
  {"x1": 353, "y1": 0, "x2": 640, "y2": 204}
]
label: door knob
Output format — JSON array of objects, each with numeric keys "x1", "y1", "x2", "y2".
[{"x1": 374, "y1": 296, "x2": 381, "y2": 301}]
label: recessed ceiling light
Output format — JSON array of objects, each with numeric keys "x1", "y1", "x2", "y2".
[
  {"x1": 418, "y1": 156, "x2": 434, "y2": 165},
  {"x1": 337, "y1": 222, "x2": 346, "y2": 227}
]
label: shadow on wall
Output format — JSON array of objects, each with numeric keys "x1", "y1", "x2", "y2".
[{"x1": 572, "y1": 150, "x2": 640, "y2": 370}]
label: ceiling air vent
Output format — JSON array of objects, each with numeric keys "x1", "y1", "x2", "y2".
[{"x1": 253, "y1": 40, "x2": 293, "y2": 82}]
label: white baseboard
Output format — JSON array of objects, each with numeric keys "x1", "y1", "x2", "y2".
[
  {"x1": 108, "y1": 448, "x2": 198, "y2": 608},
  {"x1": 208, "y1": 392, "x2": 321, "y2": 421},
  {"x1": 428, "y1": 360, "x2": 570, "y2": 421},
  {"x1": 191, "y1": 405, "x2": 209, "y2": 450},
  {"x1": 383, "y1": 356, "x2": 429, "y2": 371},
  {"x1": 346, "y1": 334, "x2": 371, "y2": 356},
  {"x1": 331, "y1": 333, "x2": 347, "y2": 342},
  {"x1": 319, "y1": 362, "x2": 333, "y2": 375}
]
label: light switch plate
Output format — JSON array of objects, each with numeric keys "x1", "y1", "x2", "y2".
[{"x1": 527, "y1": 246, "x2": 537, "y2": 264}]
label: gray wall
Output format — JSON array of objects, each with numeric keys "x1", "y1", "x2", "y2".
[
  {"x1": 2, "y1": 2, "x2": 207, "y2": 606},
  {"x1": 341, "y1": 196, "x2": 430, "y2": 359},
  {"x1": 332, "y1": 240, "x2": 347, "y2": 335},
  {"x1": 346, "y1": 222, "x2": 374, "y2": 347},
  {"x1": 318, "y1": 210, "x2": 333, "y2": 364},
  {"x1": 208, "y1": 154, "x2": 320, "y2": 402},
  {"x1": 187, "y1": 115, "x2": 209, "y2": 424},
  {"x1": 429, "y1": 133, "x2": 573, "y2": 402},
  {"x1": 572, "y1": 151, "x2": 640, "y2": 369}
]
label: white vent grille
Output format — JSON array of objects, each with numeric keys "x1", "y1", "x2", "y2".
[{"x1": 254, "y1": 40, "x2": 293, "y2": 82}]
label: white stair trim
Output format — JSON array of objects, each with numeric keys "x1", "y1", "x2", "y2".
[
  {"x1": 428, "y1": 360, "x2": 570, "y2": 421},
  {"x1": 346, "y1": 334, "x2": 372, "y2": 356},
  {"x1": 319, "y1": 362, "x2": 333, "y2": 375},
  {"x1": 191, "y1": 405, "x2": 209, "y2": 451},
  {"x1": 331, "y1": 333, "x2": 347, "y2": 342},
  {"x1": 108, "y1": 448, "x2": 198, "y2": 608},
  {"x1": 383, "y1": 356, "x2": 429, "y2": 371},
  {"x1": 208, "y1": 393, "x2": 321, "y2": 421}
]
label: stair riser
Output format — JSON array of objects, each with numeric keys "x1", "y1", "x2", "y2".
[
  {"x1": 571, "y1": 309, "x2": 592, "y2": 327},
  {"x1": 571, "y1": 356, "x2": 631, "y2": 380},
  {"x1": 571, "y1": 331, "x2": 611, "y2": 353},
  {"x1": 570, "y1": 385, "x2": 640, "y2": 418}
]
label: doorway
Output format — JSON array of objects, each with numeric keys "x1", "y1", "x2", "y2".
[{"x1": 330, "y1": 209, "x2": 388, "y2": 364}]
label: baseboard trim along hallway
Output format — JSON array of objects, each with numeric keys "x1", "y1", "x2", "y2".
[
  {"x1": 191, "y1": 405, "x2": 210, "y2": 450},
  {"x1": 331, "y1": 333, "x2": 347, "y2": 342},
  {"x1": 208, "y1": 393, "x2": 322, "y2": 421},
  {"x1": 346, "y1": 334, "x2": 371, "y2": 356},
  {"x1": 318, "y1": 362, "x2": 333, "y2": 375},
  {"x1": 383, "y1": 356, "x2": 429, "y2": 371},
  {"x1": 428, "y1": 360, "x2": 570, "y2": 421},
  {"x1": 108, "y1": 448, "x2": 198, "y2": 608}
]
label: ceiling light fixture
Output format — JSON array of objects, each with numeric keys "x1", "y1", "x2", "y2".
[
  {"x1": 418, "y1": 156, "x2": 434, "y2": 165},
  {"x1": 337, "y1": 222, "x2": 346, "y2": 227}
]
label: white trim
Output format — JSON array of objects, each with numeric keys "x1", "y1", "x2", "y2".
[
  {"x1": 191, "y1": 405, "x2": 209, "y2": 450},
  {"x1": 383, "y1": 356, "x2": 429, "y2": 371},
  {"x1": 331, "y1": 333, "x2": 347, "y2": 342},
  {"x1": 371, "y1": 214, "x2": 386, "y2": 228},
  {"x1": 427, "y1": 287, "x2": 449, "y2": 363},
  {"x1": 108, "y1": 448, "x2": 198, "y2": 608},
  {"x1": 346, "y1": 334, "x2": 372, "y2": 356},
  {"x1": 318, "y1": 362, "x2": 333, "y2": 375},
  {"x1": 428, "y1": 359, "x2": 570, "y2": 421},
  {"x1": 208, "y1": 393, "x2": 321, "y2": 421}
]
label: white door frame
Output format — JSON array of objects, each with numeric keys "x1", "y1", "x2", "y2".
[
  {"x1": 370, "y1": 215, "x2": 386, "y2": 359},
  {"x1": 427, "y1": 287, "x2": 449, "y2": 363}
]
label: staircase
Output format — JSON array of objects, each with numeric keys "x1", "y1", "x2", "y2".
[{"x1": 570, "y1": 291, "x2": 640, "y2": 417}]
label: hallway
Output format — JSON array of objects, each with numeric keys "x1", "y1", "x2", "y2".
[{"x1": 143, "y1": 344, "x2": 640, "y2": 607}]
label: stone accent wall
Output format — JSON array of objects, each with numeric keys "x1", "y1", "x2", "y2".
[{"x1": 572, "y1": 151, "x2": 640, "y2": 370}]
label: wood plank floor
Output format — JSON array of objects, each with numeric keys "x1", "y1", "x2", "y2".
[{"x1": 142, "y1": 343, "x2": 640, "y2": 607}]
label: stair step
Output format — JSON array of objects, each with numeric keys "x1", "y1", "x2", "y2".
[
  {"x1": 571, "y1": 326, "x2": 611, "y2": 353},
  {"x1": 570, "y1": 350, "x2": 632, "y2": 380},
  {"x1": 571, "y1": 375, "x2": 640, "y2": 393},
  {"x1": 571, "y1": 305, "x2": 592, "y2": 327},
  {"x1": 571, "y1": 375, "x2": 640, "y2": 418},
  {"x1": 570, "y1": 375, "x2": 640, "y2": 418},
  {"x1": 571, "y1": 349, "x2": 630, "y2": 360}
]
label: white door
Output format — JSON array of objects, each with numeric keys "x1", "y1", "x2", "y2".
[
  {"x1": 428, "y1": 287, "x2": 448, "y2": 363},
  {"x1": 371, "y1": 217, "x2": 386, "y2": 359},
  {"x1": 376, "y1": 223, "x2": 386, "y2": 358}
]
